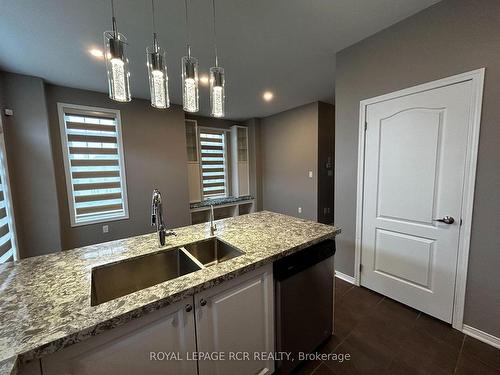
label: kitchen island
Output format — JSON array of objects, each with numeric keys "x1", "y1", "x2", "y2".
[{"x1": 0, "y1": 211, "x2": 340, "y2": 374}]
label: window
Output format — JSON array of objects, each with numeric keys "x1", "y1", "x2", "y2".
[
  {"x1": 58, "y1": 103, "x2": 129, "y2": 226},
  {"x1": 0, "y1": 133, "x2": 18, "y2": 263},
  {"x1": 199, "y1": 128, "x2": 228, "y2": 199}
]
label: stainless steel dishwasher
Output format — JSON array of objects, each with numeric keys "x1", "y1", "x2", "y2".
[{"x1": 274, "y1": 239, "x2": 336, "y2": 374}]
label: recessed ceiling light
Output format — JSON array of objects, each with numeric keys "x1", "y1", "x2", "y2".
[
  {"x1": 263, "y1": 91, "x2": 274, "y2": 102},
  {"x1": 199, "y1": 75, "x2": 210, "y2": 86},
  {"x1": 88, "y1": 48, "x2": 104, "y2": 58}
]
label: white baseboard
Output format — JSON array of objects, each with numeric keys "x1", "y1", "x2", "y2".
[
  {"x1": 463, "y1": 324, "x2": 500, "y2": 350},
  {"x1": 335, "y1": 271, "x2": 356, "y2": 285}
]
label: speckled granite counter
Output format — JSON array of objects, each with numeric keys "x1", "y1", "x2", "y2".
[
  {"x1": 189, "y1": 195, "x2": 254, "y2": 209},
  {"x1": 0, "y1": 357, "x2": 17, "y2": 375},
  {"x1": 0, "y1": 211, "x2": 340, "y2": 374}
]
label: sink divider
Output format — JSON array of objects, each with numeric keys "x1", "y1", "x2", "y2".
[{"x1": 180, "y1": 247, "x2": 206, "y2": 270}]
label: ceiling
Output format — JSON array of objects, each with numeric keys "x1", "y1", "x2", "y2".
[{"x1": 0, "y1": 0, "x2": 440, "y2": 120}]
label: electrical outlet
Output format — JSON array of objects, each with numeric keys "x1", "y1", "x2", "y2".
[
  {"x1": 102, "y1": 225, "x2": 109, "y2": 234},
  {"x1": 298, "y1": 207, "x2": 302, "y2": 214},
  {"x1": 308, "y1": 170, "x2": 313, "y2": 178}
]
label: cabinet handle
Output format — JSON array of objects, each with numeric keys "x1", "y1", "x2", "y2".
[
  {"x1": 200, "y1": 298, "x2": 207, "y2": 306},
  {"x1": 185, "y1": 304, "x2": 193, "y2": 312}
]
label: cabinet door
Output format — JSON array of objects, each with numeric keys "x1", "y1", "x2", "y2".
[
  {"x1": 185, "y1": 120, "x2": 199, "y2": 163},
  {"x1": 187, "y1": 162, "x2": 202, "y2": 203},
  {"x1": 237, "y1": 161, "x2": 249, "y2": 196},
  {"x1": 230, "y1": 126, "x2": 250, "y2": 198},
  {"x1": 196, "y1": 264, "x2": 274, "y2": 375},
  {"x1": 42, "y1": 298, "x2": 197, "y2": 375}
]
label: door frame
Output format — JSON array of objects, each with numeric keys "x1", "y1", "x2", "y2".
[{"x1": 354, "y1": 68, "x2": 485, "y2": 330}]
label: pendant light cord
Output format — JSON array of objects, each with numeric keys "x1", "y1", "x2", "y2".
[
  {"x1": 151, "y1": 0, "x2": 158, "y2": 51},
  {"x1": 212, "y1": 0, "x2": 218, "y2": 67},
  {"x1": 111, "y1": 0, "x2": 117, "y2": 37},
  {"x1": 184, "y1": 0, "x2": 191, "y2": 57}
]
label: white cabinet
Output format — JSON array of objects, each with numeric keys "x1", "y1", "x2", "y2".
[
  {"x1": 42, "y1": 297, "x2": 197, "y2": 375},
  {"x1": 40, "y1": 265, "x2": 274, "y2": 375},
  {"x1": 231, "y1": 126, "x2": 250, "y2": 197},
  {"x1": 195, "y1": 264, "x2": 274, "y2": 375}
]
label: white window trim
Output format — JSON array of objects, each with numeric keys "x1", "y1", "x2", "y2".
[
  {"x1": 57, "y1": 103, "x2": 130, "y2": 227},
  {"x1": 0, "y1": 117, "x2": 19, "y2": 262},
  {"x1": 198, "y1": 126, "x2": 229, "y2": 201}
]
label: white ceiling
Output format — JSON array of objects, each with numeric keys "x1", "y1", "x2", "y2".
[{"x1": 0, "y1": 0, "x2": 440, "y2": 120}]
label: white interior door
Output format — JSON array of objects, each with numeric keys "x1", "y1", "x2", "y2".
[{"x1": 361, "y1": 80, "x2": 473, "y2": 323}]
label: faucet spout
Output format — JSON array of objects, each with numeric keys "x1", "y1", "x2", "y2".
[
  {"x1": 209, "y1": 205, "x2": 217, "y2": 236},
  {"x1": 151, "y1": 189, "x2": 176, "y2": 246}
]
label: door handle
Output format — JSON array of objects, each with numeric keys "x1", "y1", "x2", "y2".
[{"x1": 432, "y1": 216, "x2": 455, "y2": 224}]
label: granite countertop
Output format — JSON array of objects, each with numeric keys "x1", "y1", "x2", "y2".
[
  {"x1": 0, "y1": 358, "x2": 16, "y2": 375},
  {"x1": 0, "y1": 211, "x2": 340, "y2": 374},
  {"x1": 189, "y1": 195, "x2": 254, "y2": 209}
]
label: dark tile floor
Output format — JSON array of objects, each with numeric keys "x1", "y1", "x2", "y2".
[{"x1": 293, "y1": 278, "x2": 500, "y2": 375}]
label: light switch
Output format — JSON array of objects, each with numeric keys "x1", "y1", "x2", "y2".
[
  {"x1": 308, "y1": 171, "x2": 313, "y2": 178},
  {"x1": 102, "y1": 225, "x2": 109, "y2": 233}
]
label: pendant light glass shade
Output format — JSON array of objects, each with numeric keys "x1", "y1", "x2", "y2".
[
  {"x1": 182, "y1": 55, "x2": 199, "y2": 113},
  {"x1": 209, "y1": 0, "x2": 225, "y2": 118},
  {"x1": 210, "y1": 66, "x2": 225, "y2": 117},
  {"x1": 104, "y1": 31, "x2": 131, "y2": 102},
  {"x1": 147, "y1": 46, "x2": 169, "y2": 108}
]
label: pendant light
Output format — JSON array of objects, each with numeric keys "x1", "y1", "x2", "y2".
[
  {"x1": 147, "y1": 0, "x2": 169, "y2": 108},
  {"x1": 182, "y1": 0, "x2": 199, "y2": 113},
  {"x1": 103, "y1": 0, "x2": 131, "y2": 102},
  {"x1": 210, "y1": 0, "x2": 225, "y2": 118}
]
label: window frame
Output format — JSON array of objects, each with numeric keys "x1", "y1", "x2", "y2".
[
  {"x1": 0, "y1": 118, "x2": 19, "y2": 262},
  {"x1": 57, "y1": 103, "x2": 130, "y2": 227},
  {"x1": 198, "y1": 126, "x2": 230, "y2": 201}
]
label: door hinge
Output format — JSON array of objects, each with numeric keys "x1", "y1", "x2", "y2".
[
  {"x1": 359, "y1": 263, "x2": 363, "y2": 273},
  {"x1": 364, "y1": 121, "x2": 367, "y2": 131},
  {"x1": 460, "y1": 218, "x2": 463, "y2": 226}
]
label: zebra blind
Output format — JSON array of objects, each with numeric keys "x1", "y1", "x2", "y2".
[
  {"x1": 58, "y1": 104, "x2": 129, "y2": 226},
  {"x1": 199, "y1": 129, "x2": 227, "y2": 199},
  {"x1": 0, "y1": 144, "x2": 17, "y2": 263}
]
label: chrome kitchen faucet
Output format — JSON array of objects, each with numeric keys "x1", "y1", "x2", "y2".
[
  {"x1": 151, "y1": 189, "x2": 176, "y2": 246},
  {"x1": 209, "y1": 205, "x2": 217, "y2": 236}
]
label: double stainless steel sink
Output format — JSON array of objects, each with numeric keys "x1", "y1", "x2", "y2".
[{"x1": 91, "y1": 237, "x2": 243, "y2": 306}]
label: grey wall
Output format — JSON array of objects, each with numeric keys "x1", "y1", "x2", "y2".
[
  {"x1": 45, "y1": 85, "x2": 191, "y2": 250},
  {"x1": 0, "y1": 72, "x2": 61, "y2": 258},
  {"x1": 261, "y1": 102, "x2": 318, "y2": 220},
  {"x1": 334, "y1": 0, "x2": 500, "y2": 336}
]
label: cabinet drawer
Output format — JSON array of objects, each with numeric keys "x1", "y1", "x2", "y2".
[{"x1": 42, "y1": 298, "x2": 197, "y2": 375}]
